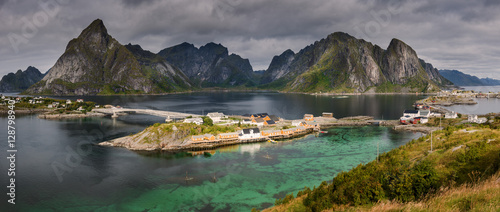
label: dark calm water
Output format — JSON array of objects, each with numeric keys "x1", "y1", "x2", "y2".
[
  {"x1": 48, "y1": 92, "x2": 427, "y2": 120},
  {"x1": 0, "y1": 92, "x2": 435, "y2": 211}
]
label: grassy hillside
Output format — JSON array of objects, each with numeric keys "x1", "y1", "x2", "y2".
[{"x1": 261, "y1": 115, "x2": 500, "y2": 212}]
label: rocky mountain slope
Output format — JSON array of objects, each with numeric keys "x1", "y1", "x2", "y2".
[
  {"x1": 24, "y1": 19, "x2": 192, "y2": 95},
  {"x1": 158, "y1": 42, "x2": 256, "y2": 87},
  {"x1": 439, "y1": 69, "x2": 500, "y2": 86},
  {"x1": 261, "y1": 32, "x2": 452, "y2": 93},
  {"x1": 0, "y1": 66, "x2": 44, "y2": 92}
]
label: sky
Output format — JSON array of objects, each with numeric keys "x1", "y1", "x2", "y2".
[{"x1": 1, "y1": 0, "x2": 499, "y2": 79}]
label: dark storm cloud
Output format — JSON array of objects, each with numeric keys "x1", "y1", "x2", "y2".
[{"x1": 0, "y1": 0, "x2": 499, "y2": 79}]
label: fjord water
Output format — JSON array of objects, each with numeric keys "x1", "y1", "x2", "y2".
[
  {"x1": 60, "y1": 92, "x2": 427, "y2": 119},
  {"x1": 0, "y1": 93, "x2": 426, "y2": 211}
]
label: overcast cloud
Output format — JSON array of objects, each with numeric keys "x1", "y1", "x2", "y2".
[{"x1": 1, "y1": 0, "x2": 499, "y2": 79}]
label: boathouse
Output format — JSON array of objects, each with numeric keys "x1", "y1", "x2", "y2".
[{"x1": 304, "y1": 114, "x2": 314, "y2": 121}]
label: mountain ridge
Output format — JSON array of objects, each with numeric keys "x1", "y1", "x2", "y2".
[
  {"x1": 261, "y1": 32, "x2": 452, "y2": 93},
  {"x1": 439, "y1": 69, "x2": 500, "y2": 86},
  {"x1": 24, "y1": 19, "x2": 193, "y2": 95},
  {"x1": 0, "y1": 66, "x2": 45, "y2": 92}
]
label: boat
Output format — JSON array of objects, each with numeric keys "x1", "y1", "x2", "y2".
[
  {"x1": 320, "y1": 131, "x2": 328, "y2": 133},
  {"x1": 333, "y1": 95, "x2": 349, "y2": 99},
  {"x1": 268, "y1": 139, "x2": 277, "y2": 143}
]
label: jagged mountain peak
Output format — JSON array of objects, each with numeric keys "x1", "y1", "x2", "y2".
[{"x1": 24, "y1": 19, "x2": 192, "y2": 95}]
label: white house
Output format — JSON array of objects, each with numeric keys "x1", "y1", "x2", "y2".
[
  {"x1": 468, "y1": 115, "x2": 487, "y2": 124},
  {"x1": 242, "y1": 119, "x2": 253, "y2": 125},
  {"x1": 66, "y1": 99, "x2": 72, "y2": 104},
  {"x1": 207, "y1": 112, "x2": 226, "y2": 123},
  {"x1": 183, "y1": 117, "x2": 204, "y2": 125},
  {"x1": 76, "y1": 99, "x2": 84, "y2": 103},
  {"x1": 403, "y1": 110, "x2": 420, "y2": 118},
  {"x1": 239, "y1": 128, "x2": 261, "y2": 139},
  {"x1": 419, "y1": 110, "x2": 430, "y2": 117},
  {"x1": 445, "y1": 111, "x2": 458, "y2": 119}
]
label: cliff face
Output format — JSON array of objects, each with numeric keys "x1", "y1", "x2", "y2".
[
  {"x1": 158, "y1": 42, "x2": 256, "y2": 87},
  {"x1": 262, "y1": 32, "x2": 453, "y2": 92},
  {"x1": 0, "y1": 66, "x2": 44, "y2": 92},
  {"x1": 25, "y1": 19, "x2": 192, "y2": 95}
]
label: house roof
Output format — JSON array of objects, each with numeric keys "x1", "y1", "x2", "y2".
[
  {"x1": 305, "y1": 121, "x2": 317, "y2": 125},
  {"x1": 192, "y1": 135, "x2": 205, "y2": 139},
  {"x1": 404, "y1": 110, "x2": 419, "y2": 114},
  {"x1": 268, "y1": 115, "x2": 280, "y2": 121},
  {"x1": 419, "y1": 110, "x2": 430, "y2": 115},
  {"x1": 242, "y1": 128, "x2": 260, "y2": 134},
  {"x1": 203, "y1": 134, "x2": 215, "y2": 138},
  {"x1": 257, "y1": 113, "x2": 269, "y2": 117},
  {"x1": 243, "y1": 119, "x2": 251, "y2": 122},
  {"x1": 254, "y1": 118, "x2": 265, "y2": 123},
  {"x1": 265, "y1": 120, "x2": 276, "y2": 125}
]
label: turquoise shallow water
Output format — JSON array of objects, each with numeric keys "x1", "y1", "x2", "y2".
[{"x1": 9, "y1": 124, "x2": 419, "y2": 212}]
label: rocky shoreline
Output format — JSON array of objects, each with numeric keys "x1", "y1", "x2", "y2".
[{"x1": 38, "y1": 112, "x2": 106, "y2": 119}]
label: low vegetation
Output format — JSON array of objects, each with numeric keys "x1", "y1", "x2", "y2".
[{"x1": 265, "y1": 116, "x2": 500, "y2": 212}]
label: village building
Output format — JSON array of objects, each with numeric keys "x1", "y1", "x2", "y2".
[
  {"x1": 403, "y1": 110, "x2": 420, "y2": 118},
  {"x1": 252, "y1": 118, "x2": 265, "y2": 126},
  {"x1": 264, "y1": 120, "x2": 276, "y2": 126},
  {"x1": 66, "y1": 99, "x2": 72, "y2": 104},
  {"x1": 207, "y1": 112, "x2": 226, "y2": 123},
  {"x1": 239, "y1": 128, "x2": 261, "y2": 139},
  {"x1": 191, "y1": 135, "x2": 205, "y2": 142},
  {"x1": 300, "y1": 121, "x2": 318, "y2": 128},
  {"x1": 322, "y1": 112, "x2": 333, "y2": 118},
  {"x1": 218, "y1": 132, "x2": 239, "y2": 140},
  {"x1": 183, "y1": 117, "x2": 204, "y2": 125},
  {"x1": 468, "y1": 115, "x2": 487, "y2": 124},
  {"x1": 292, "y1": 120, "x2": 303, "y2": 126},
  {"x1": 281, "y1": 128, "x2": 294, "y2": 135},
  {"x1": 242, "y1": 119, "x2": 253, "y2": 125},
  {"x1": 76, "y1": 99, "x2": 84, "y2": 103},
  {"x1": 261, "y1": 130, "x2": 281, "y2": 137},
  {"x1": 203, "y1": 134, "x2": 216, "y2": 141},
  {"x1": 304, "y1": 114, "x2": 314, "y2": 121},
  {"x1": 419, "y1": 110, "x2": 430, "y2": 117},
  {"x1": 445, "y1": 111, "x2": 458, "y2": 119}
]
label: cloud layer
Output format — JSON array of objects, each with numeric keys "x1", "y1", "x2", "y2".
[{"x1": 0, "y1": 0, "x2": 499, "y2": 78}]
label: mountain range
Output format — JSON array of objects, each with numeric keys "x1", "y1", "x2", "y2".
[
  {"x1": 439, "y1": 69, "x2": 500, "y2": 86},
  {"x1": 0, "y1": 66, "x2": 45, "y2": 92},
  {"x1": 261, "y1": 32, "x2": 451, "y2": 93},
  {"x1": 18, "y1": 19, "x2": 455, "y2": 95}
]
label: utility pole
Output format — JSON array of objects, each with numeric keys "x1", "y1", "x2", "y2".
[{"x1": 430, "y1": 131, "x2": 433, "y2": 153}]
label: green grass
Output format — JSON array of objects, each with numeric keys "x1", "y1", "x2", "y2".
[{"x1": 267, "y1": 118, "x2": 500, "y2": 211}]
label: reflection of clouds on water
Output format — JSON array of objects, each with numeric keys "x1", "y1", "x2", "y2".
[{"x1": 239, "y1": 143, "x2": 261, "y2": 158}]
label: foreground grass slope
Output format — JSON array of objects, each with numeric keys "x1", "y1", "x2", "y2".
[{"x1": 263, "y1": 116, "x2": 500, "y2": 212}]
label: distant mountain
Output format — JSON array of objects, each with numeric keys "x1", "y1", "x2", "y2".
[
  {"x1": 481, "y1": 77, "x2": 500, "y2": 86},
  {"x1": 158, "y1": 42, "x2": 256, "y2": 87},
  {"x1": 439, "y1": 69, "x2": 500, "y2": 86},
  {"x1": 0, "y1": 66, "x2": 44, "y2": 92},
  {"x1": 261, "y1": 32, "x2": 452, "y2": 93},
  {"x1": 25, "y1": 19, "x2": 192, "y2": 95}
]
